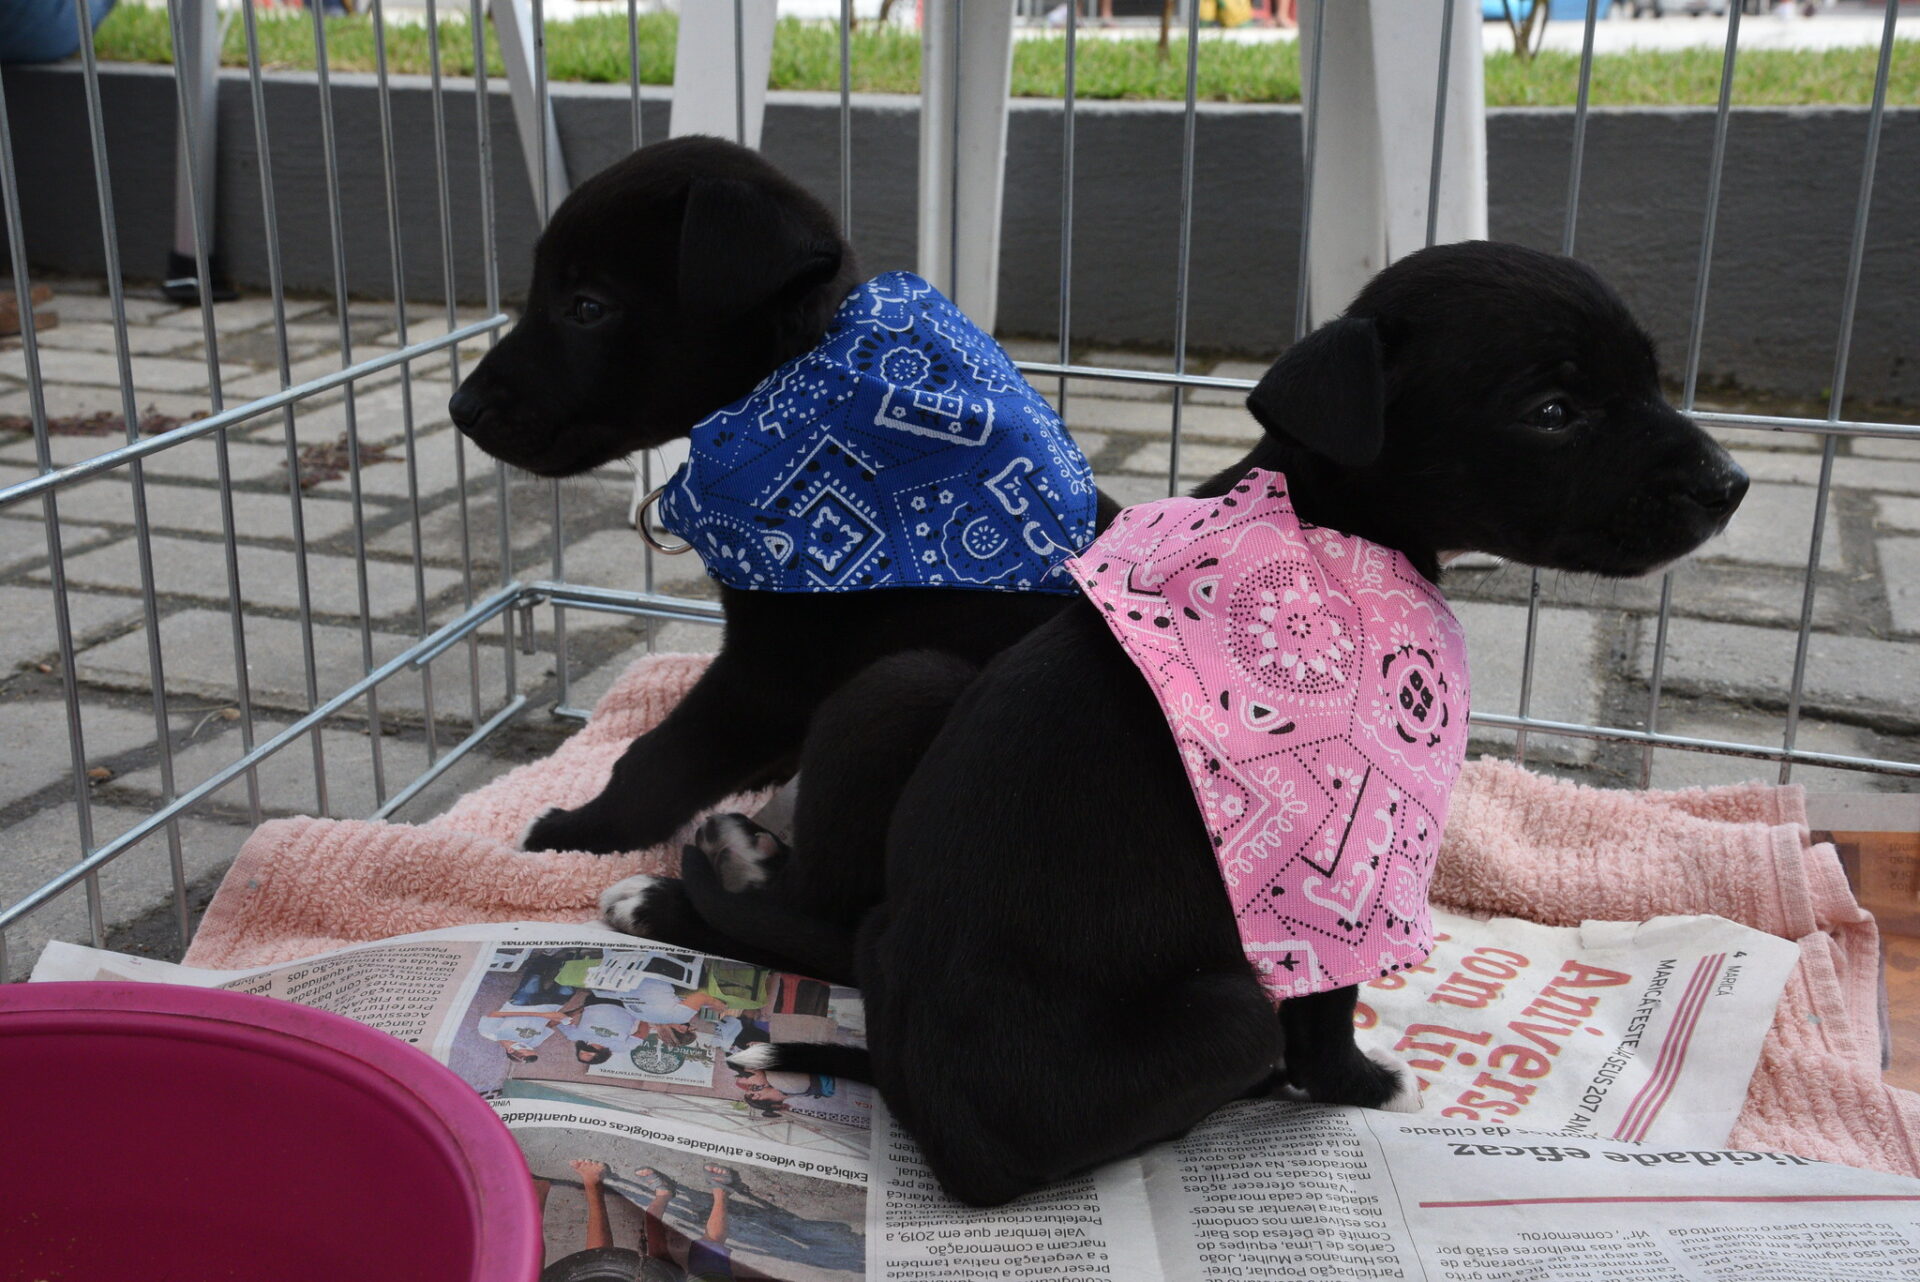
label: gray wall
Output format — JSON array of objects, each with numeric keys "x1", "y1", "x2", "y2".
[{"x1": 6, "y1": 62, "x2": 1916, "y2": 402}]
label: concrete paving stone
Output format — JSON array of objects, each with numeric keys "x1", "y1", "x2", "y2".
[
  {"x1": 287, "y1": 377, "x2": 454, "y2": 445},
  {"x1": 380, "y1": 470, "x2": 635, "y2": 567},
  {"x1": 118, "y1": 717, "x2": 501, "y2": 822},
  {"x1": 1445, "y1": 556, "x2": 1847, "y2": 629},
  {"x1": 74, "y1": 609, "x2": 512, "y2": 721},
  {"x1": 1187, "y1": 357, "x2": 1266, "y2": 405},
  {"x1": 1449, "y1": 600, "x2": 1604, "y2": 764},
  {"x1": 535, "y1": 526, "x2": 717, "y2": 598},
  {"x1": 991, "y1": 338, "x2": 1062, "y2": 364},
  {"x1": 1705, "y1": 425, "x2": 1822, "y2": 454},
  {"x1": 0, "y1": 475, "x2": 361, "y2": 543},
  {"x1": 1048, "y1": 350, "x2": 1181, "y2": 403},
  {"x1": 0, "y1": 804, "x2": 248, "y2": 981},
  {"x1": 30, "y1": 320, "x2": 201, "y2": 357},
  {"x1": 1736, "y1": 450, "x2": 1920, "y2": 496},
  {"x1": 402, "y1": 750, "x2": 526, "y2": 824},
  {"x1": 147, "y1": 297, "x2": 329, "y2": 332},
  {"x1": 221, "y1": 348, "x2": 405, "y2": 402},
  {"x1": 0, "y1": 347, "x2": 247, "y2": 394},
  {"x1": 367, "y1": 485, "x2": 545, "y2": 565},
  {"x1": 1878, "y1": 497, "x2": 1920, "y2": 533},
  {"x1": 308, "y1": 424, "x2": 474, "y2": 501},
  {"x1": 1052, "y1": 395, "x2": 1259, "y2": 443},
  {"x1": 1644, "y1": 707, "x2": 1891, "y2": 794},
  {"x1": 1631, "y1": 617, "x2": 1920, "y2": 718},
  {"x1": 0, "y1": 431, "x2": 154, "y2": 469},
  {"x1": 0, "y1": 384, "x2": 209, "y2": 424},
  {"x1": 0, "y1": 697, "x2": 160, "y2": 806},
  {"x1": 1852, "y1": 433, "x2": 1920, "y2": 461},
  {"x1": 565, "y1": 624, "x2": 721, "y2": 714},
  {"x1": 127, "y1": 438, "x2": 289, "y2": 486},
  {"x1": 0, "y1": 517, "x2": 115, "y2": 576},
  {"x1": 1098, "y1": 473, "x2": 1179, "y2": 510},
  {"x1": 1069, "y1": 429, "x2": 1109, "y2": 462},
  {"x1": 46, "y1": 535, "x2": 465, "y2": 620},
  {"x1": 0, "y1": 584, "x2": 146, "y2": 675},
  {"x1": 1880, "y1": 538, "x2": 1920, "y2": 635},
  {"x1": 1117, "y1": 437, "x2": 1254, "y2": 482},
  {"x1": 372, "y1": 313, "x2": 503, "y2": 357},
  {"x1": 37, "y1": 292, "x2": 178, "y2": 325},
  {"x1": 1704, "y1": 481, "x2": 1846, "y2": 569}
]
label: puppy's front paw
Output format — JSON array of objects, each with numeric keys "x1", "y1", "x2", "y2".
[
  {"x1": 725, "y1": 1043, "x2": 782, "y2": 1073},
  {"x1": 522, "y1": 804, "x2": 626, "y2": 855},
  {"x1": 600, "y1": 874, "x2": 670, "y2": 936},
  {"x1": 694, "y1": 813, "x2": 790, "y2": 893},
  {"x1": 1367, "y1": 1050, "x2": 1424, "y2": 1114}
]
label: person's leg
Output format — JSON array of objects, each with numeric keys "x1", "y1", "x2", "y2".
[{"x1": 705, "y1": 1185, "x2": 729, "y2": 1244}]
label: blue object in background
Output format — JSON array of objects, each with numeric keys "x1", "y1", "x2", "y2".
[
  {"x1": 1482, "y1": 0, "x2": 1613, "y2": 18},
  {"x1": 0, "y1": 0, "x2": 115, "y2": 64}
]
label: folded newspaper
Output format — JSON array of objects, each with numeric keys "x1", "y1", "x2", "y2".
[{"x1": 33, "y1": 908, "x2": 1920, "y2": 1281}]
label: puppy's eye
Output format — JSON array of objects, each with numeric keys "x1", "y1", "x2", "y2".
[
  {"x1": 567, "y1": 296, "x2": 608, "y2": 326},
  {"x1": 1524, "y1": 400, "x2": 1571, "y2": 432}
]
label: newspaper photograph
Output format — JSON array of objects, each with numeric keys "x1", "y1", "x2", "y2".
[{"x1": 29, "y1": 907, "x2": 1919, "y2": 1282}]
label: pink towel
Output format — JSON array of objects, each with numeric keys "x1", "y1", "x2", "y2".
[
  {"x1": 187, "y1": 655, "x2": 1920, "y2": 1176},
  {"x1": 187, "y1": 654, "x2": 766, "y2": 969}
]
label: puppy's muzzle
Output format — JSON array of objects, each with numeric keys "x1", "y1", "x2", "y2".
[
  {"x1": 448, "y1": 383, "x2": 487, "y2": 433},
  {"x1": 1680, "y1": 462, "x2": 1749, "y2": 523}
]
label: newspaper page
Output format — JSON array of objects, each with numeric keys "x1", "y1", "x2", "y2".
[
  {"x1": 1138, "y1": 1100, "x2": 1920, "y2": 1282},
  {"x1": 29, "y1": 908, "x2": 1886, "y2": 1282},
  {"x1": 1354, "y1": 911, "x2": 1801, "y2": 1147}
]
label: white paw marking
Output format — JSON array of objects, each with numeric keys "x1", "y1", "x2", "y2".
[
  {"x1": 518, "y1": 806, "x2": 565, "y2": 852},
  {"x1": 698, "y1": 815, "x2": 781, "y2": 893},
  {"x1": 727, "y1": 1043, "x2": 779, "y2": 1072},
  {"x1": 600, "y1": 874, "x2": 664, "y2": 936},
  {"x1": 1370, "y1": 1050, "x2": 1425, "y2": 1114}
]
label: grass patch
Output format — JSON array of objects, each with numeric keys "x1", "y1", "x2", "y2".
[{"x1": 91, "y1": 6, "x2": 1919, "y2": 107}]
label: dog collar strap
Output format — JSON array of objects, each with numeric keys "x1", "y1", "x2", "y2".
[
  {"x1": 1064, "y1": 469, "x2": 1470, "y2": 1003},
  {"x1": 656, "y1": 272, "x2": 1099, "y2": 594}
]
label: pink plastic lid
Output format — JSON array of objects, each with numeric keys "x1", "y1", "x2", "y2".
[{"x1": 0, "y1": 981, "x2": 541, "y2": 1281}]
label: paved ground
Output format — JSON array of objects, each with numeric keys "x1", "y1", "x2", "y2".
[{"x1": 0, "y1": 278, "x2": 1915, "y2": 976}]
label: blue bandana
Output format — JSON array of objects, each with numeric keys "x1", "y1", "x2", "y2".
[{"x1": 656, "y1": 272, "x2": 1098, "y2": 594}]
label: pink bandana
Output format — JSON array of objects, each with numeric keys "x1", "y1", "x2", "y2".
[{"x1": 1064, "y1": 469, "x2": 1470, "y2": 1002}]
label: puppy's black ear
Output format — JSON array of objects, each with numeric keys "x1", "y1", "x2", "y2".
[
  {"x1": 1245, "y1": 315, "x2": 1385, "y2": 468},
  {"x1": 678, "y1": 176, "x2": 844, "y2": 329}
]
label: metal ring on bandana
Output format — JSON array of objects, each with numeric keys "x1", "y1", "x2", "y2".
[{"x1": 632, "y1": 484, "x2": 695, "y2": 555}]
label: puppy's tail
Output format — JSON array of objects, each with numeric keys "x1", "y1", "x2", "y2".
[{"x1": 727, "y1": 1041, "x2": 873, "y2": 1084}]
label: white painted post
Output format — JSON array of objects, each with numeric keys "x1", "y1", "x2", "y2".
[
  {"x1": 165, "y1": 0, "x2": 220, "y2": 300},
  {"x1": 1298, "y1": 0, "x2": 1486, "y2": 325},
  {"x1": 918, "y1": 0, "x2": 1015, "y2": 330},
  {"x1": 640, "y1": 1, "x2": 779, "y2": 527},
  {"x1": 669, "y1": 0, "x2": 779, "y2": 147},
  {"x1": 491, "y1": 0, "x2": 571, "y2": 217}
]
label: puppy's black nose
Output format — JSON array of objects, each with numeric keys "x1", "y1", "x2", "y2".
[
  {"x1": 1685, "y1": 463, "x2": 1749, "y2": 518},
  {"x1": 448, "y1": 384, "x2": 485, "y2": 431}
]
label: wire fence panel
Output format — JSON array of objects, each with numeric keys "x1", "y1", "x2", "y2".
[{"x1": 0, "y1": 0, "x2": 1912, "y2": 976}]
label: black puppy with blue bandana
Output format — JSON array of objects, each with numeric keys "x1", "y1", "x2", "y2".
[{"x1": 450, "y1": 138, "x2": 1115, "y2": 917}]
